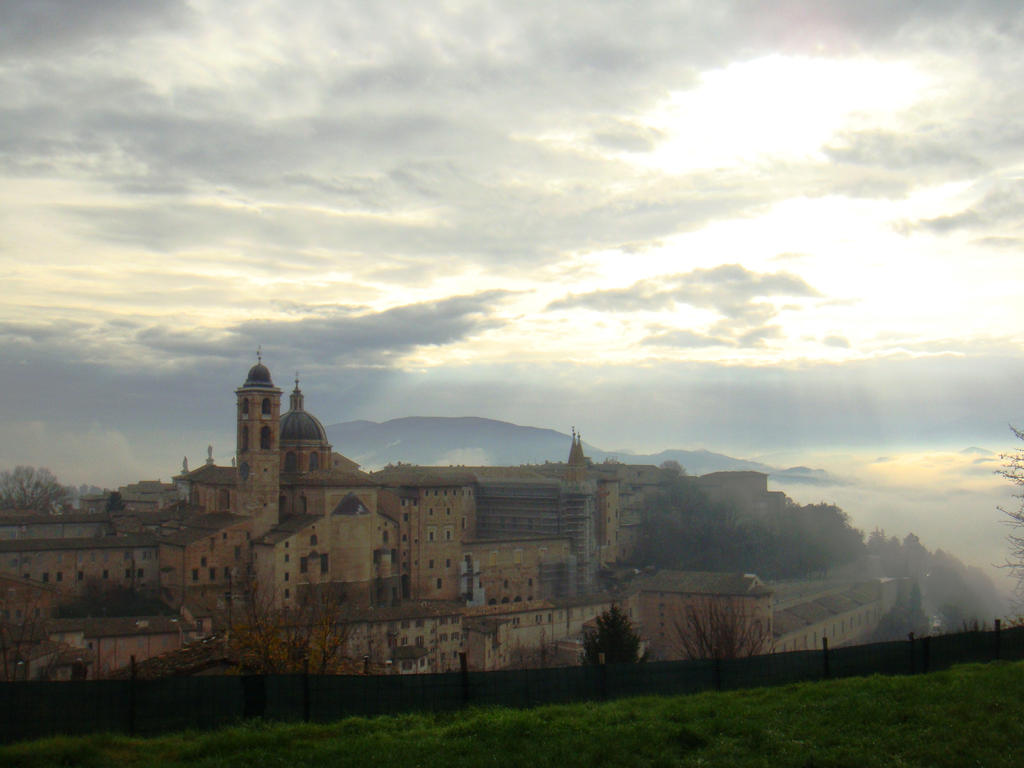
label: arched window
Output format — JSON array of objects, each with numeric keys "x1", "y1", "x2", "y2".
[
  {"x1": 240, "y1": 427, "x2": 248, "y2": 453},
  {"x1": 309, "y1": 452, "x2": 319, "y2": 471},
  {"x1": 261, "y1": 398, "x2": 271, "y2": 416},
  {"x1": 299, "y1": 496, "x2": 307, "y2": 515},
  {"x1": 310, "y1": 534, "x2": 318, "y2": 546},
  {"x1": 260, "y1": 426, "x2": 271, "y2": 449},
  {"x1": 241, "y1": 399, "x2": 249, "y2": 416},
  {"x1": 285, "y1": 452, "x2": 297, "y2": 472}
]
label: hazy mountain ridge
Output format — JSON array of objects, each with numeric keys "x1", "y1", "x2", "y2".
[{"x1": 326, "y1": 416, "x2": 843, "y2": 486}]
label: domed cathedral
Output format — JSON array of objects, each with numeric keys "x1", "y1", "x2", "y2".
[
  {"x1": 280, "y1": 375, "x2": 332, "y2": 475},
  {"x1": 231, "y1": 357, "x2": 388, "y2": 609}
]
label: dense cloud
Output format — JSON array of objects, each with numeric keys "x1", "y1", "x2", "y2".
[{"x1": 2, "y1": 1, "x2": 1024, "y2": 588}]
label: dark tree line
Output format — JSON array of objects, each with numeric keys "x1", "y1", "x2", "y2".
[
  {"x1": 635, "y1": 474, "x2": 1004, "y2": 632},
  {"x1": 866, "y1": 529, "x2": 1003, "y2": 633},
  {"x1": 637, "y1": 477, "x2": 863, "y2": 580}
]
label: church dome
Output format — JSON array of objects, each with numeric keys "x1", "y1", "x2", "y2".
[
  {"x1": 280, "y1": 378, "x2": 329, "y2": 444},
  {"x1": 281, "y1": 409, "x2": 328, "y2": 443},
  {"x1": 243, "y1": 362, "x2": 274, "y2": 388}
]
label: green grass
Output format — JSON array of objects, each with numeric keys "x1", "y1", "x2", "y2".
[{"x1": 3, "y1": 661, "x2": 1022, "y2": 768}]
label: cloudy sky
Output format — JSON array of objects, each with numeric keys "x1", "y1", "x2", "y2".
[{"x1": 2, "y1": 1, "x2": 1024, "y2": 586}]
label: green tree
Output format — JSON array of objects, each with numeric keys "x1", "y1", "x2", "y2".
[{"x1": 583, "y1": 604, "x2": 644, "y2": 664}]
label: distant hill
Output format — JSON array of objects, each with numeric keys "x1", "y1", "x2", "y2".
[{"x1": 325, "y1": 417, "x2": 842, "y2": 486}]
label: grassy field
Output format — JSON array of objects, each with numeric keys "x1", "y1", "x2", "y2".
[{"x1": 2, "y1": 661, "x2": 1021, "y2": 768}]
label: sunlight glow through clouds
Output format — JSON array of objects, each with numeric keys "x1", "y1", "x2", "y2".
[{"x1": 636, "y1": 55, "x2": 930, "y2": 172}]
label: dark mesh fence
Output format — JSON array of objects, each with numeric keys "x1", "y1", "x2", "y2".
[
  {"x1": 134, "y1": 676, "x2": 244, "y2": 735},
  {"x1": 2, "y1": 623, "x2": 1020, "y2": 744}
]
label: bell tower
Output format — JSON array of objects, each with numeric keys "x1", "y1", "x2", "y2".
[
  {"x1": 566, "y1": 428, "x2": 588, "y2": 484},
  {"x1": 236, "y1": 352, "x2": 282, "y2": 538}
]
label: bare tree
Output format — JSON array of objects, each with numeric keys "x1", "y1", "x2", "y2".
[
  {"x1": 0, "y1": 466, "x2": 73, "y2": 514},
  {"x1": 673, "y1": 596, "x2": 770, "y2": 661},
  {"x1": 999, "y1": 425, "x2": 1024, "y2": 604},
  {"x1": 229, "y1": 581, "x2": 350, "y2": 674}
]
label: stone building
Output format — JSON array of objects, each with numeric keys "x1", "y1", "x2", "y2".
[
  {"x1": 695, "y1": 471, "x2": 786, "y2": 518},
  {"x1": 157, "y1": 513, "x2": 251, "y2": 609},
  {"x1": 771, "y1": 578, "x2": 905, "y2": 652},
  {"x1": 634, "y1": 570, "x2": 773, "y2": 661},
  {"x1": 0, "y1": 535, "x2": 160, "y2": 597}
]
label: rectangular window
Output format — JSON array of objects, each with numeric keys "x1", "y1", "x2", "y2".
[
  {"x1": 284, "y1": 572, "x2": 290, "y2": 582},
  {"x1": 191, "y1": 569, "x2": 199, "y2": 582},
  {"x1": 320, "y1": 554, "x2": 328, "y2": 574},
  {"x1": 200, "y1": 556, "x2": 207, "y2": 567},
  {"x1": 284, "y1": 553, "x2": 289, "y2": 563},
  {"x1": 429, "y1": 559, "x2": 434, "y2": 569},
  {"x1": 77, "y1": 571, "x2": 83, "y2": 581},
  {"x1": 56, "y1": 572, "x2": 63, "y2": 582},
  {"x1": 234, "y1": 546, "x2": 241, "y2": 560},
  {"x1": 42, "y1": 572, "x2": 49, "y2": 583},
  {"x1": 102, "y1": 569, "x2": 109, "y2": 579},
  {"x1": 125, "y1": 568, "x2": 131, "y2": 579},
  {"x1": 436, "y1": 578, "x2": 442, "y2": 589},
  {"x1": 299, "y1": 557, "x2": 308, "y2": 573},
  {"x1": 209, "y1": 568, "x2": 216, "y2": 580}
]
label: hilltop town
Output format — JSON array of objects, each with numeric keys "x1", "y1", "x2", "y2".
[{"x1": 0, "y1": 359, "x2": 942, "y2": 680}]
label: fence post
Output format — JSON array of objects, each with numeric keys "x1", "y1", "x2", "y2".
[
  {"x1": 303, "y1": 657, "x2": 311, "y2": 723},
  {"x1": 459, "y1": 652, "x2": 470, "y2": 706},
  {"x1": 921, "y1": 635, "x2": 930, "y2": 674},
  {"x1": 242, "y1": 675, "x2": 266, "y2": 720},
  {"x1": 598, "y1": 652, "x2": 608, "y2": 700},
  {"x1": 995, "y1": 619, "x2": 1002, "y2": 660},
  {"x1": 907, "y1": 632, "x2": 916, "y2": 674},
  {"x1": 821, "y1": 637, "x2": 829, "y2": 679},
  {"x1": 128, "y1": 655, "x2": 137, "y2": 737}
]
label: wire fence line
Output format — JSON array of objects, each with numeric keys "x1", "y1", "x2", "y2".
[{"x1": 2, "y1": 622, "x2": 1022, "y2": 743}]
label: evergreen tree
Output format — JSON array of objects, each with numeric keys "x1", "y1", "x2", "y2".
[{"x1": 583, "y1": 604, "x2": 644, "y2": 664}]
